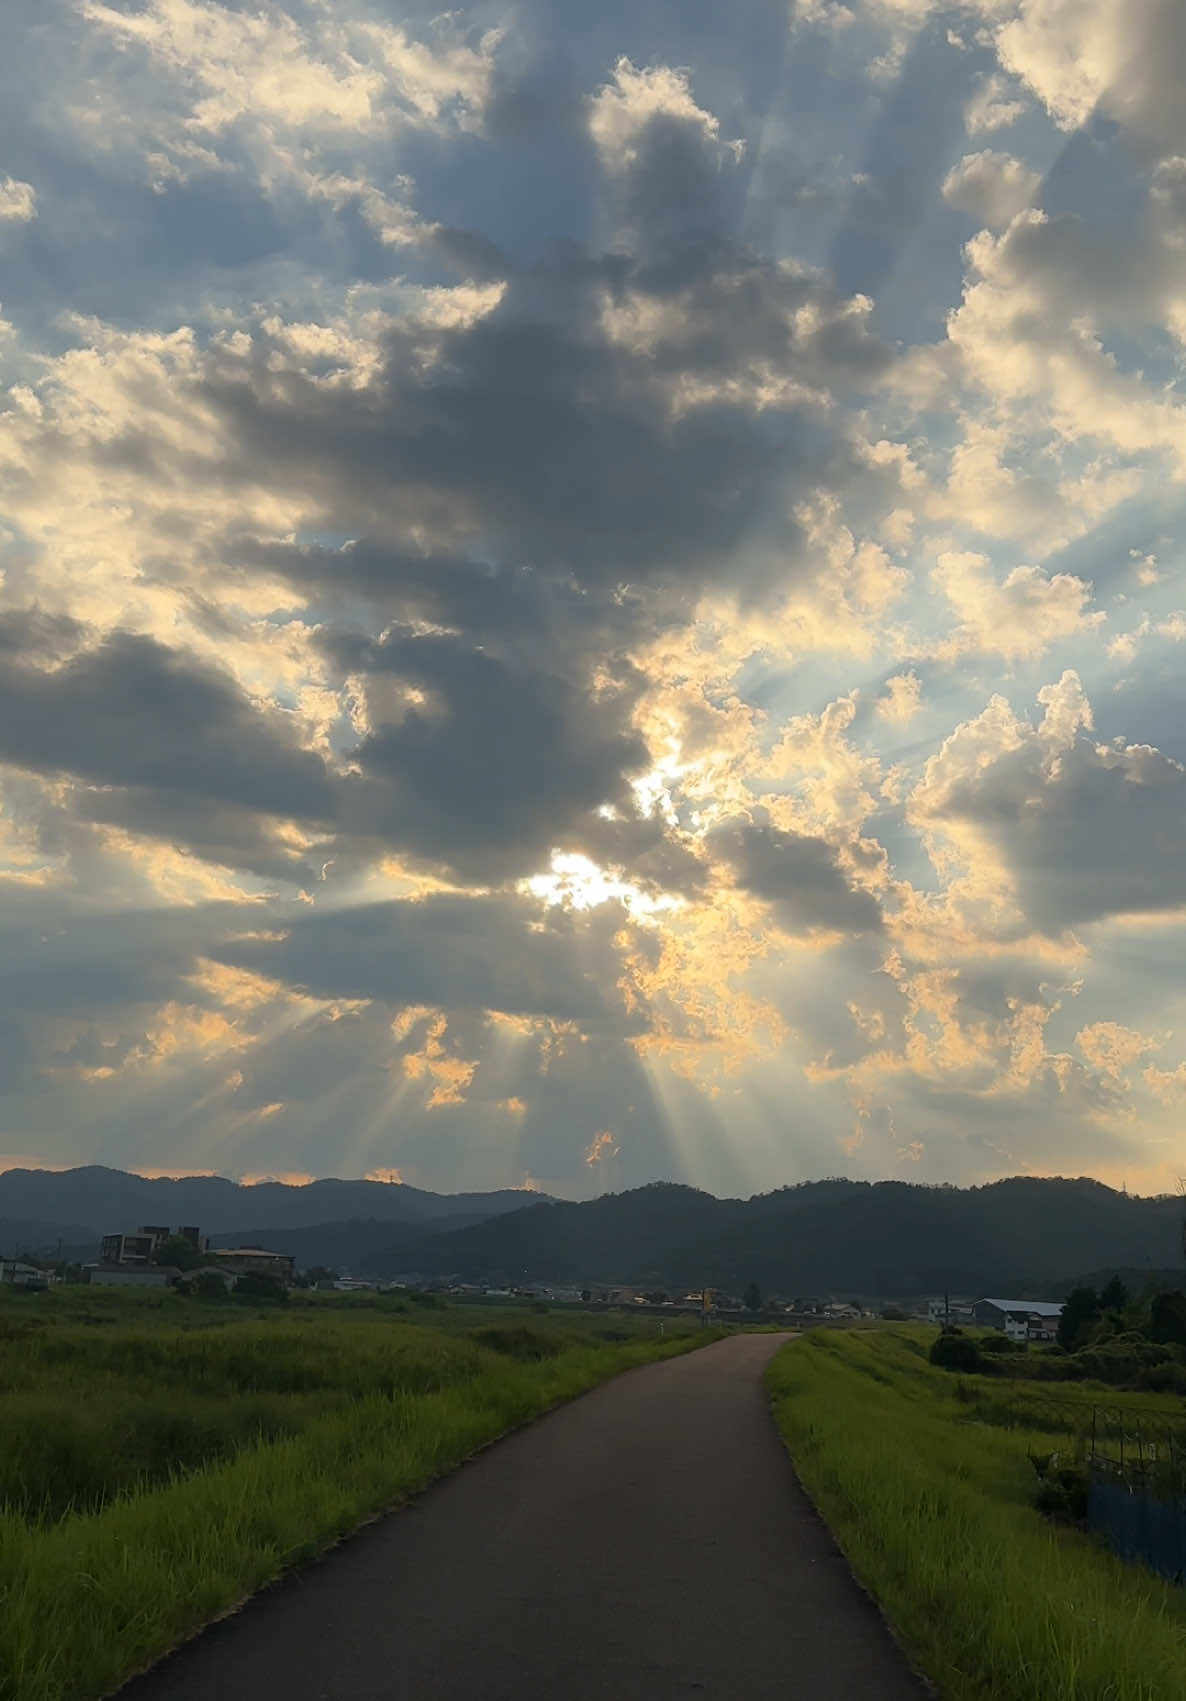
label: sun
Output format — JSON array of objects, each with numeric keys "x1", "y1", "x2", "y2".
[{"x1": 519, "y1": 852, "x2": 684, "y2": 916}]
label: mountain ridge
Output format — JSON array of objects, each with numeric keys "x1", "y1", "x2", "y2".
[
  {"x1": 3, "y1": 1169, "x2": 1183, "y2": 1295},
  {"x1": 0, "y1": 1165, "x2": 547, "y2": 1241},
  {"x1": 362, "y1": 1175, "x2": 1186, "y2": 1294}
]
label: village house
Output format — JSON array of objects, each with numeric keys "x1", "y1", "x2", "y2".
[
  {"x1": 99, "y1": 1225, "x2": 204, "y2": 1266},
  {"x1": 973, "y1": 1297, "x2": 1064, "y2": 1341},
  {"x1": 210, "y1": 1247, "x2": 296, "y2": 1285},
  {"x1": 87, "y1": 1264, "x2": 180, "y2": 1289},
  {"x1": 0, "y1": 1259, "x2": 55, "y2": 1289}
]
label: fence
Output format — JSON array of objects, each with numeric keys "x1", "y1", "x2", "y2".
[{"x1": 988, "y1": 1392, "x2": 1186, "y2": 1584}]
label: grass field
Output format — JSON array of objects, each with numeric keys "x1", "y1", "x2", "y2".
[
  {"x1": 0, "y1": 1285, "x2": 715, "y2": 1701},
  {"x1": 766, "y1": 1328, "x2": 1186, "y2": 1701}
]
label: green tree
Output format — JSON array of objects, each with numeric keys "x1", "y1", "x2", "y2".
[
  {"x1": 233, "y1": 1271, "x2": 288, "y2": 1303},
  {"x1": 1057, "y1": 1286, "x2": 1100, "y2": 1351},
  {"x1": 929, "y1": 1328, "x2": 986, "y2": 1373},
  {"x1": 1149, "y1": 1290, "x2": 1186, "y2": 1346},
  {"x1": 1100, "y1": 1274, "x2": 1129, "y2": 1313},
  {"x1": 743, "y1": 1280, "x2": 761, "y2": 1312},
  {"x1": 152, "y1": 1236, "x2": 202, "y2": 1272}
]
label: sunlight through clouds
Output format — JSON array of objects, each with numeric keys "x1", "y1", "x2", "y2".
[{"x1": 1, "y1": 0, "x2": 1185, "y2": 1196}]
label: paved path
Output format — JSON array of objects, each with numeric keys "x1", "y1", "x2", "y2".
[{"x1": 121, "y1": 1334, "x2": 927, "y2": 1700}]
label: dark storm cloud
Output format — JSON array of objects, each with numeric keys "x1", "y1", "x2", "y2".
[
  {"x1": 202, "y1": 233, "x2": 891, "y2": 595},
  {"x1": 73, "y1": 789, "x2": 332, "y2": 887},
  {"x1": 216, "y1": 892, "x2": 646, "y2": 1030},
  {"x1": 0, "y1": 898, "x2": 252, "y2": 1104},
  {"x1": 0, "y1": 902, "x2": 211, "y2": 1018},
  {"x1": 234, "y1": 537, "x2": 679, "y2": 654},
  {"x1": 568, "y1": 807, "x2": 710, "y2": 899},
  {"x1": 0, "y1": 619, "x2": 339, "y2": 879},
  {"x1": 709, "y1": 816, "x2": 884, "y2": 934},
  {"x1": 327, "y1": 628, "x2": 652, "y2": 879},
  {"x1": 0, "y1": 621, "x2": 333, "y2": 818}
]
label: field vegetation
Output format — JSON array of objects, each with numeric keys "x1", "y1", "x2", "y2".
[
  {"x1": 928, "y1": 1277, "x2": 1186, "y2": 1394},
  {"x1": 0, "y1": 1283, "x2": 713, "y2": 1701},
  {"x1": 767, "y1": 1326, "x2": 1186, "y2": 1701}
]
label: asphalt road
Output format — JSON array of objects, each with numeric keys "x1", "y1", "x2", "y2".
[{"x1": 120, "y1": 1333, "x2": 928, "y2": 1700}]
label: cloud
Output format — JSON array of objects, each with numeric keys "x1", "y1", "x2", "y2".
[
  {"x1": 912, "y1": 671, "x2": 1186, "y2": 933},
  {"x1": 709, "y1": 817, "x2": 883, "y2": 935},
  {"x1": 964, "y1": 72, "x2": 1028, "y2": 136},
  {"x1": 216, "y1": 892, "x2": 647, "y2": 1032},
  {"x1": 877, "y1": 672, "x2": 922, "y2": 723},
  {"x1": 3, "y1": 0, "x2": 1186, "y2": 1197},
  {"x1": 80, "y1": 0, "x2": 500, "y2": 144},
  {"x1": 1075, "y1": 1021, "x2": 1161, "y2": 1081},
  {"x1": 941, "y1": 151, "x2": 1041, "y2": 228},
  {"x1": 989, "y1": 0, "x2": 1186, "y2": 154},
  {"x1": 325, "y1": 627, "x2": 653, "y2": 882},
  {"x1": 930, "y1": 550, "x2": 1103, "y2": 661},
  {"x1": 0, "y1": 177, "x2": 36, "y2": 221},
  {"x1": 0, "y1": 618, "x2": 335, "y2": 880}
]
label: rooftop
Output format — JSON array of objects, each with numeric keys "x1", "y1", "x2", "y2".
[{"x1": 979, "y1": 1298, "x2": 1064, "y2": 1317}]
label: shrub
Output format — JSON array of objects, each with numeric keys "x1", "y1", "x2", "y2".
[
  {"x1": 472, "y1": 1326, "x2": 563, "y2": 1361},
  {"x1": 981, "y1": 1332, "x2": 1026, "y2": 1355},
  {"x1": 1032, "y1": 1459, "x2": 1089, "y2": 1524},
  {"x1": 929, "y1": 1329, "x2": 987, "y2": 1373},
  {"x1": 1137, "y1": 1360, "x2": 1186, "y2": 1395}
]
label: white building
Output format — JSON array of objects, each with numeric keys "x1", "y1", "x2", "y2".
[
  {"x1": 0, "y1": 1260, "x2": 55, "y2": 1288},
  {"x1": 88, "y1": 1265, "x2": 177, "y2": 1288},
  {"x1": 974, "y1": 1298, "x2": 1064, "y2": 1341}
]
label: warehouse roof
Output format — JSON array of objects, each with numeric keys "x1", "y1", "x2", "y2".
[{"x1": 978, "y1": 1298, "x2": 1064, "y2": 1317}]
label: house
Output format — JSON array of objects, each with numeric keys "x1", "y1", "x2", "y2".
[
  {"x1": 973, "y1": 1298, "x2": 1064, "y2": 1341},
  {"x1": 100, "y1": 1225, "x2": 205, "y2": 1266},
  {"x1": 210, "y1": 1247, "x2": 295, "y2": 1285},
  {"x1": 1, "y1": 1259, "x2": 54, "y2": 1289},
  {"x1": 926, "y1": 1297, "x2": 976, "y2": 1324},
  {"x1": 88, "y1": 1265, "x2": 180, "y2": 1288}
]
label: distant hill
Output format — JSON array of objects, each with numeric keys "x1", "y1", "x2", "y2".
[
  {"x1": 345, "y1": 1177, "x2": 1186, "y2": 1295},
  {"x1": 5, "y1": 1169, "x2": 1182, "y2": 1294},
  {"x1": 0, "y1": 1166, "x2": 546, "y2": 1256},
  {"x1": 204, "y1": 1214, "x2": 501, "y2": 1273},
  {"x1": 0, "y1": 1219, "x2": 101, "y2": 1262}
]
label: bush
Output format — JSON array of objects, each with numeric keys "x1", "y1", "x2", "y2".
[
  {"x1": 929, "y1": 1329, "x2": 987, "y2": 1373},
  {"x1": 980, "y1": 1333, "x2": 1026, "y2": 1355},
  {"x1": 472, "y1": 1326, "x2": 563, "y2": 1361},
  {"x1": 1032, "y1": 1459, "x2": 1089, "y2": 1524},
  {"x1": 1074, "y1": 1335, "x2": 1171, "y2": 1386},
  {"x1": 232, "y1": 1272, "x2": 288, "y2": 1304},
  {"x1": 1136, "y1": 1360, "x2": 1186, "y2": 1395}
]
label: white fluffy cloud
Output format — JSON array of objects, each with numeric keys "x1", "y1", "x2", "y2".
[
  {"x1": 941, "y1": 151, "x2": 1041, "y2": 227},
  {"x1": 0, "y1": 177, "x2": 36, "y2": 221},
  {"x1": 930, "y1": 550, "x2": 1102, "y2": 661},
  {"x1": 990, "y1": 0, "x2": 1186, "y2": 154}
]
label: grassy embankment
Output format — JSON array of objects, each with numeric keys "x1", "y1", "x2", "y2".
[
  {"x1": 0, "y1": 1285, "x2": 715, "y2": 1701},
  {"x1": 767, "y1": 1327, "x2": 1186, "y2": 1701}
]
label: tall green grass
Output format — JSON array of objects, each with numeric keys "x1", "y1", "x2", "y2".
[
  {"x1": 0, "y1": 1292, "x2": 713, "y2": 1701},
  {"x1": 766, "y1": 1329, "x2": 1186, "y2": 1701}
]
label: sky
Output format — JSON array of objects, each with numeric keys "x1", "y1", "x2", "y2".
[{"x1": 1, "y1": 0, "x2": 1185, "y2": 1201}]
